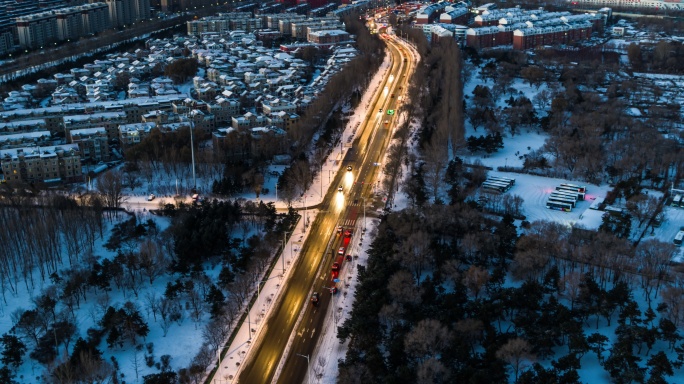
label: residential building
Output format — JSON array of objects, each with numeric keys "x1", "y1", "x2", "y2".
[
  {"x1": 67, "y1": 127, "x2": 110, "y2": 162},
  {"x1": 0, "y1": 131, "x2": 53, "y2": 149},
  {"x1": 16, "y1": 11, "x2": 58, "y2": 48},
  {"x1": 101, "y1": 0, "x2": 150, "y2": 27},
  {"x1": 261, "y1": 98, "x2": 296, "y2": 115},
  {"x1": 308, "y1": 29, "x2": 349, "y2": 45},
  {"x1": 118, "y1": 122, "x2": 156, "y2": 149},
  {"x1": 0, "y1": 144, "x2": 82, "y2": 184},
  {"x1": 232, "y1": 112, "x2": 268, "y2": 129},
  {"x1": 63, "y1": 111, "x2": 127, "y2": 141}
]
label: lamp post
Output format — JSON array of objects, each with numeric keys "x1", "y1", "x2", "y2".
[
  {"x1": 296, "y1": 353, "x2": 311, "y2": 384},
  {"x1": 185, "y1": 113, "x2": 197, "y2": 191},
  {"x1": 281, "y1": 231, "x2": 290, "y2": 274},
  {"x1": 303, "y1": 195, "x2": 307, "y2": 233},
  {"x1": 246, "y1": 307, "x2": 252, "y2": 341},
  {"x1": 320, "y1": 162, "x2": 323, "y2": 199},
  {"x1": 256, "y1": 274, "x2": 282, "y2": 312}
]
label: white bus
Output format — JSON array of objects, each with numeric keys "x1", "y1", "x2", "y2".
[
  {"x1": 674, "y1": 231, "x2": 684, "y2": 245},
  {"x1": 548, "y1": 196, "x2": 577, "y2": 208},
  {"x1": 487, "y1": 176, "x2": 515, "y2": 186},
  {"x1": 551, "y1": 191, "x2": 579, "y2": 201},
  {"x1": 559, "y1": 183, "x2": 587, "y2": 193},
  {"x1": 546, "y1": 201, "x2": 573, "y2": 212},
  {"x1": 482, "y1": 182, "x2": 508, "y2": 193},
  {"x1": 485, "y1": 180, "x2": 512, "y2": 190},
  {"x1": 556, "y1": 186, "x2": 585, "y2": 200}
]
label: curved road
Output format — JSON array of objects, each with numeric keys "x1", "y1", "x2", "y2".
[{"x1": 234, "y1": 35, "x2": 415, "y2": 384}]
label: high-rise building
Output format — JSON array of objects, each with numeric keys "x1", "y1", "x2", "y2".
[
  {"x1": 101, "y1": 0, "x2": 149, "y2": 27},
  {"x1": 15, "y1": 3, "x2": 110, "y2": 48},
  {"x1": 16, "y1": 11, "x2": 58, "y2": 48}
]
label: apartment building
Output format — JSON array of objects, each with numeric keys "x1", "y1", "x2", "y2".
[
  {"x1": 118, "y1": 122, "x2": 156, "y2": 150},
  {"x1": 63, "y1": 111, "x2": 127, "y2": 141},
  {"x1": 0, "y1": 144, "x2": 82, "y2": 184},
  {"x1": 16, "y1": 11, "x2": 57, "y2": 48},
  {"x1": 186, "y1": 12, "x2": 253, "y2": 36},
  {"x1": 308, "y1": 30, "x2": 349, "y2": 45},
  {"x1": 102, "y1": 0, "x2": 150, "y2": 27},
  {"x1": 0, "y1": 131, "x2": 53, "y2": 149},
  {"x1": 67, "y1": 127, "x2": 110, "y2": 162},
  {"x1": 261, "y1": 98, "x2": 296, "y2": 115},
  {"x1": 16, "y1": 3, "x2": 111, "y2": 48}
]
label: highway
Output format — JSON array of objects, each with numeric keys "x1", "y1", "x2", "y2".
[{"x1": 236, "y1": 34, "x2": 415, "y2": 384}]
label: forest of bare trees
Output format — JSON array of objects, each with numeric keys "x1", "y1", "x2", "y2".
[
  {"x1": 338, "y1": 202, "x2": 684, "y2": 383},
  {"x1": 0, "y1": 190, "x2": 298, "y2": 383}
]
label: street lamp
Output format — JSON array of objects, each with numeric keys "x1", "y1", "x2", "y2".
[
  {"x1": 256, "y1": 274, "x2": 282, "y2": 312},
  {"x1": 281, "y1": 231, "x2": 291, "y2": 274},
  {"x1": 296, "y1": 353, "x2": 311, "y2": 384},
  {"x1": 185, "y1": 113, "x2": 197, "y2": 191}
]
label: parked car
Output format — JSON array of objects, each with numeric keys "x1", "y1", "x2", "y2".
[{"x1": 147, "y1": 194, "x2": 155, "y2": 201}]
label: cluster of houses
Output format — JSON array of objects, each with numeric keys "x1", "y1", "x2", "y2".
[
  {"x1": 464, "y1": 7, "x2": 605, "y2": 50},
  {"x1": 393, "y1": 1, "x2": 607, "y2": 50},
  {"x1": 0, "y1": 24, "x2": 358, "y2": 185},
  {"x1": 188, "y1": 12, "x2": 352, "y2": 47}
]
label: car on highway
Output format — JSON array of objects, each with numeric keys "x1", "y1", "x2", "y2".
[
  {"x1": 336, "y1": 225, "x2": 343, "y2": 234},
  {"x1": 338, "y1": 185, "x2": 343, "y2": 192},
  {"x1": 387, "y1": 110, "x2": 395, "y2": 115},
  {"x1": 391, "y1": 94, "x2": 395, "y2": 98},
  {"x1": 347, "y1": 165, "x2": 353, "y2": 171},
  {"x1": 147, "y1": 194, "x2": 155, "y2": 201},
  {"x1": 384, "y1": 120, "x2": 389, "y2": 125},
  {"x1": 379, "y1": 108, "x2": 383, "y2": 112},
  {"x1": 338, "y1": 246, "x2": 345, "y2": 255},
  {"x1": 311, "y1": 292, "x2": 320, "y2": 306}
]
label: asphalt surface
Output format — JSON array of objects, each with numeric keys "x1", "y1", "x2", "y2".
[{"x1": 236, "y1": 35, "x2": 414, "y2": 384}]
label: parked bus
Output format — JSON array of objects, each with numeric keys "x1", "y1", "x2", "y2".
[
  {"x1": 674, "y1": 231, "x2": 684, "y2": 245},
  {"x1": 551, "y1": 190, "x2": 579, "y2": 201},
  {"x1": 672, "y1": 195, "x2": 682, "y2": 207},
  {"x1": 546, "y1": 201, "x2": 573, "y2": 212},
  {"x1": 487, "y1": 176, "x2": 515, "y2": 186},
  {"x1": 548, "y1": 196, "x2": 577, "y2": 208},
  {"x1": 487, "y1": 180, "x2": 512, "y2": 189},
  {"x1": 483, "y1": 180, "x2": 511, "y2": 191},
  {"x1": 556, "y1": 186, "x2": 585, "y2": 200},
  {"x1": 482, "y1": 182, "x2": 508, "y2": 193},
  {"x1": 559, "y1": 183, "x2": 587, "y2": 193}
]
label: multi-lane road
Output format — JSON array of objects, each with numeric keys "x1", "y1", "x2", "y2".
[{"x1": 235, "y1": 34, "x2": 415, "y2": 384}]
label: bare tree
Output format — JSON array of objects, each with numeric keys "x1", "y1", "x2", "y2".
[
  {"x1": 202, "y1": 316, "x2": 230, "y2": 354},
  {"x1": 496, "y1": 338, "x2": 535, "y2": 383},
  {"x1": 404, "y1": 319, "x2": 453, "y2": 362},
  {"x1": 416, "y1": 357, "x2": 450, "y2": 384},
  {"x1": 462, "y1": 265, "x2": 490, "y2": 299},
  {"x1": 96, "y1": 170, "x2": 126, "y2": 209},
  {"x1": 387, "y1": 270, "x2": 422, "y2": 306}
]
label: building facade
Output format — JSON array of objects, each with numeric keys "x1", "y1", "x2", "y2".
[{"x1": 0, "y1": 144, "x2": 82, "y2": 184}]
